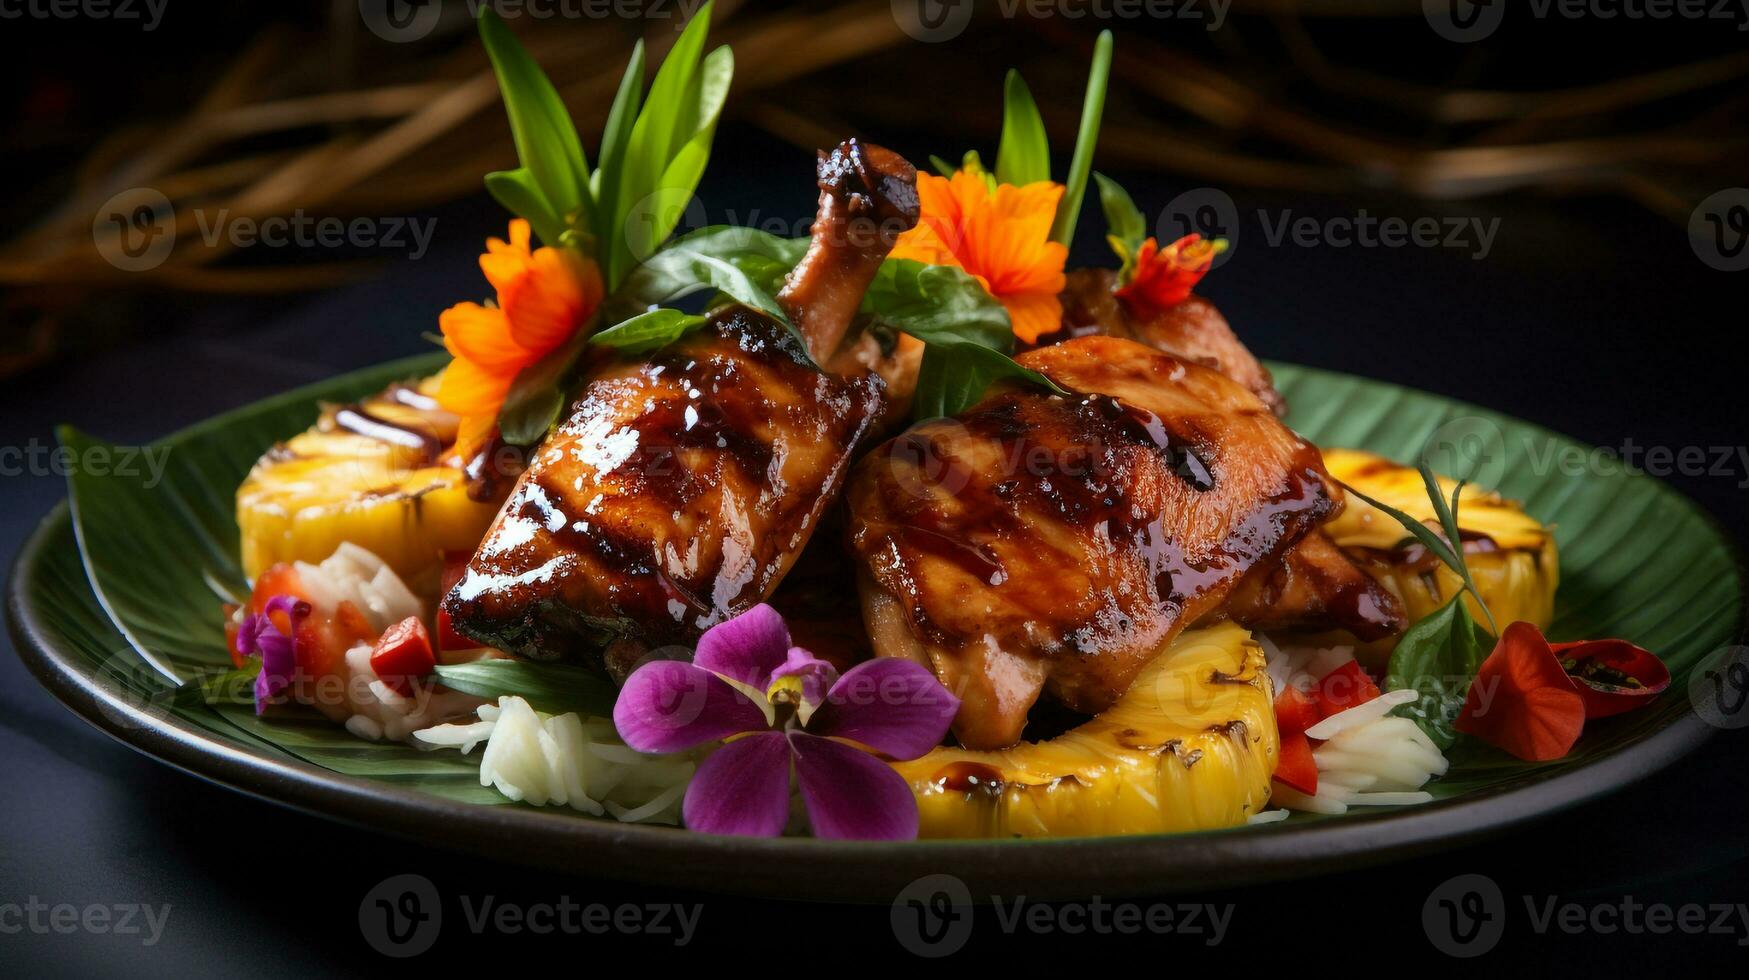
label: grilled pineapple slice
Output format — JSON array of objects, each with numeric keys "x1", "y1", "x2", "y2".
[
  {"x1": 890, "y1": 622, "x2": 1277, "y2": 838},
  {"x1": 1322, "y1": 448, "x2": 1558, "y2": 634},
  {"x1": 237, "y1": 378, "x2": 501, "y2": 590}
]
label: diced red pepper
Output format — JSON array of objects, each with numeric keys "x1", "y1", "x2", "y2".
[
  {"x1": 1457, "y1": 621, "x2": 1585, "y2": 761},
  {"x1": 1274, "y1": 684, "x2": 1320, "y2": 738},
  {"x1": 1551, "y1": 638, "x2": 1670, "y2": 719},
  {"x1": 370, "y1": 616, "x2": 436, "y2": 696},
  {"x1": 1312, "y1": 660, "x2": 1381, "y2": 720},
  {"x1": 434, "y1": 551, "x2": 479, "y2": 655},
  {"x1": 1273, "y1": 731, "x2": 1318, "y2": 795}
]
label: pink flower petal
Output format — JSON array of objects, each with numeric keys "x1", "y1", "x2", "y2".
[
  {"x1": 682, "y1": 731, "x2": 793, "y2": 837},
  {"x1": 693, "y1": 604, "x2": 791, "y2": 690},
  {"x1": 613, "y1": 660, "x2": 768, "y2": 754},
  {"x1": 806, "y1": 657, "x2": 959, "y2": 760},
  {"x1": 789, "y1": 732, "x2": 919, "y2": 841}
]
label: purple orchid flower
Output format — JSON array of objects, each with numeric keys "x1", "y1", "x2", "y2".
[
  {"x1": 613, "y1": 604, "x2": 959, "y2": 840},
  {"x1": 235, "y1": 595, "x2": 309, "y2": 715}
]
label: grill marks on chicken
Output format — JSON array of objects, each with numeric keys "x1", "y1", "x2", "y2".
[
  {"x1": 1221, "y1": 526, "x2": 1402, "y2": 640},
  {"x1": 444, "y1": 138, "x2": 917, "y2": 665},
  {"x1": 447, "y1": 310, "x2": 884, "y2": 661},
  {"x1": 848, "y1": 335, "x2": 1337, "y2": 749}
]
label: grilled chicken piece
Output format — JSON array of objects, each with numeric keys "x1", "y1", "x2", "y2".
[
  {"x1": 1054, "y1": 268, "x2": 1286, "y2": 416},
  {"x1": 847, "y1": 335, "x2": 1338, "y2": 750},
  {"x1": 1219, "y1": 527, "x2": 1402, "y2": 640},
  {"x1": 445, "y1": 139, "x2": 916, "y2": 665}
]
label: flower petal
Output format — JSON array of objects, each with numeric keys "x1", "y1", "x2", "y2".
[
  {"x1": 613, "y1": 659, "x2": 768, "y2": 754},
  {"x1": 439, "y1": 302, "x2": 528, "y2": 372},
  {"x1": 1456, "y1": 621, "x2": 1586, "y2": 761},
  {"x1": 682, "y1": 730, "x2": 793, "y2": 837},
  {"x1": 806, "y1": 657, "x2": 959, "y2": 760},
  {"x1": 789, "y1": 732, "x2": 919, "y2": 841},
  {"x1": 436, "y1": 355, "x2": 514, "y2": 418},
  {"x1": 1001, "y1": 291, "x2": 1065, "y2": 345},
  {"x1": 693, "y1": 603, "x2": 792, "y2": 690}
]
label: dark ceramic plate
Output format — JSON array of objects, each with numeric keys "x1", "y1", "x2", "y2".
[{"x1": 8, "y1": 354, "x2": 1745, "y2": 899}]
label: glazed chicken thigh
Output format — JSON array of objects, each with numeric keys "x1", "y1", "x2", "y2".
[
  {"x1": 444, "y1": 139, "x2": 916, "y2": 667},
  {"x1": 847, "y1": 335, "x2": 1341, "y2": 749}
]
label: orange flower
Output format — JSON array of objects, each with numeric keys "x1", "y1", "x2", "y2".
[
  {"x1": 1114, "y1": 234, "x2": 1224, "y2": 315},
  {"x1": 438, "y1": 219, "x2": 603, "y2": 459},
  {"x1": 890, "y1": 171, "x2": 1069, "y2": 345}
]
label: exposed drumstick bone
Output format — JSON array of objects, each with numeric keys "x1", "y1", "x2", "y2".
[{"x1": 778, "y1": 138, "x2": 918, "y2": 362}]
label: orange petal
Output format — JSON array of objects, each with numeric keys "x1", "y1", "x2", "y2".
[
  {"x1": 439, "y1": 302, "x2": 528, "y2": 372},
  {"x1": 504, "y1": 248, "x2": 601, "y2": 354},
  {"x1": 437, "y1": 355, "x2": 514, "y2": 418},
  {"x1": 1001, "y1": 291, "x2": 1064, "y2": 345}
]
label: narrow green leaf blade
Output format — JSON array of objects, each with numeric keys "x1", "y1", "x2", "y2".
[
  {"x1": 477, "y1": 8, "x2": 590, "y2": 230},
  {"x1": 995, "y1": 70, "x2": 1051, "y2": 187},
  {"x1": 913, "y1": 341, "x2": 1067, "y2": 421},
  {"x1": 1050, "y1": 30, "x2": 1113, "y2": 245},
  {"x1": 590, "y1": 308, "x2": 709, "y2": 355}
]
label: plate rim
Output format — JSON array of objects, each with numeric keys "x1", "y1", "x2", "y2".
[{"x1": 9, "y1": 359, "x2": 1747, "y2": 901}]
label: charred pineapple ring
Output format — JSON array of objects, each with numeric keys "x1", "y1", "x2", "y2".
[
  {"x1": 1322, "y1": 448, "x2": 1559, "y2": 636},
  {"x1": 890, "y1": 622, "x2": 1277, "y2": 838},
  {"x1": 237, "y1": 376, "x2": 501, "y2": 590}
]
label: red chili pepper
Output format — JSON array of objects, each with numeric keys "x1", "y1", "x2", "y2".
[
  {"x1": 1274, "y1": 685, "x2": 1321, "y2": 737},
  {"x1": 1551, "y1": 639, "x2": 1670, "y2": 719},
  {"x1": 370, "y1": 616, "x2": 436, "y2": 696},
  {"x1": 1457, "y1": 622, "x2": 1586, "y2": 761},
  {"x1": 1274, "y1": 731, "x2": 1318, "y2": 795},
  {"x1": 1312, "y1": 660, "x2": 1381, "y2": 720},
  {"x1": 434, "y1": 551, "x2": 480, "y2": 656}
]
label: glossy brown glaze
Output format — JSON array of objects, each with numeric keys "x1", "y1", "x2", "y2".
[
  {"x1": 1220, "y1": 529, "x2": 1403, "y2": 641},
  {"x1": 847, "y1": 335, "x2": 1336, "y2": 749},
  {"x1": 1053, "y1": 268, "x2": 1286, "y2": 416},
  {"x1": 444, "y1": 307, "x2": 885, "y2": 662}
]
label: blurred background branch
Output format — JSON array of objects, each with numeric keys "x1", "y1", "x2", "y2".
[{"x1": 1, "y1": 0, "x2": 1744, "y2": 376}]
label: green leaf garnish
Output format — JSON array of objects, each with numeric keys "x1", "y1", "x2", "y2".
[
  {"x1": 497, "y1": 319, "x2": 595, "y2": 446},
  {"x1": 433, "y1": 659, "x2": 617, "y2": 719},
  {"x1": 1384, "y1": 595, "x2": 1495, "y2": 750},
  {"x1": 478, "y1": 9, "x2": 590, "y2": 239},
  {"x1": 859, "y1": 258, "x2": 1013, "y2": 352},
  {"x1": 604, "y1": 225, "x2": 802, "y2": 330},
  {"x1": 1341, "y1": 458, "x2": 1499, "y2": 633},
  {"x1": 1049, "y1": 29, "x2": 1113, "y2": 245},
  {"x1": 589, "y1": 308, "x2": 709, "y2": 355},
  {"x1": 912, "y1": 341, "x2": 1067, "y2": 420},
  {"x1": 1094, "y1": 171, "x2": 1147, "y2": 279},
  {"x1": 996, "y1": 70, "x2": 1051, "y2": 187}
]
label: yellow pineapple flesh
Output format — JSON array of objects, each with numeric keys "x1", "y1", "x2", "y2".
[
  {"x1": 1321, "y1": 448, "x2": 1559, "y2": 635},
  {"x1": 236, "y1": 377, "x2": 502, "y2": 591},
  {"x1": 890, "y1": 622, "x2": 1277, "y2": 839}
]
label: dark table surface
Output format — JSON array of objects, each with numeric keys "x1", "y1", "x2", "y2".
[{"x1": 3, "y1": 124, "x2": 1746, "y2": 974}]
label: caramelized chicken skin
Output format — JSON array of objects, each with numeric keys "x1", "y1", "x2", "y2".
[
  {"x1": 445, "y1": 138, "x2": 917, "y2": 666},
  {"x1": 446, "y1": 310, "x2": 885, "y2": 662},
  {"x1": 847, "y1": 335, "x2": 1338, "y2": 749},
  {"x1": 1055, "y1": 268, "x2": 1286, "y2": 416},
  {"x1": 1220, "y1": 526, "x2": 1402, "y2": 640}
]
